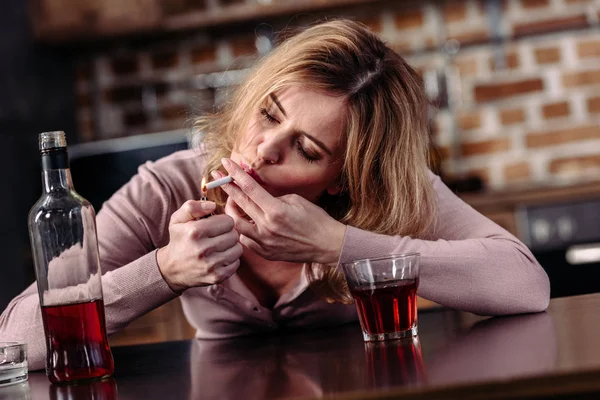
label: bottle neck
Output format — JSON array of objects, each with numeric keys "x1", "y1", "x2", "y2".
[
  {"x1": 42, "y1": 169, "x2": 74, "y2": 193},
  {"x1": 40, "y1": 148, "x2": 74, "y2": 193}
]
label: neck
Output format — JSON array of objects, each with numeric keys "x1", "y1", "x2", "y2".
[{"x1": 237, "y1": 248, "x2": 304, "y2": 308}]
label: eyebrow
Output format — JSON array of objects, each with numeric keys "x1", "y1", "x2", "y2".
[{"x1": 269, "y1": 93, "x2": 333, "y2": 156}]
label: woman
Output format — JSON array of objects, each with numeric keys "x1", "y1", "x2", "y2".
[{"x1": 0, "y1": 19, "x2": 549, "y2": 370}]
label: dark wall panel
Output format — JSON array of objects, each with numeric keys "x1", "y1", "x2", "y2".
[{"x1": 0, "y1": 0, "x2": 76, "y2": 311}]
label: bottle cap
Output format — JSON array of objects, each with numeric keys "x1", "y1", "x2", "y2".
[{"x1": 39, "y1": 131, "x2": 67, "y2": 151}]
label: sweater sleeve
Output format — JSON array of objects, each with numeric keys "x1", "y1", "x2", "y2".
[
  {"x1": 0, "y1": 154, "x2": 194, "y2": 370},
  {"x1": 338, "y1": 172, "x2": 550, "y2": 316}
]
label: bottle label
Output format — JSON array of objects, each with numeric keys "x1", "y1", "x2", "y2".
[{"x1": 41, "y1": 149, "x2": 69, "y2": 170}]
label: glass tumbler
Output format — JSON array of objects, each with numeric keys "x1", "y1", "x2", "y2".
[
  {"x1": 342, "y1": 253, "x2": 420, "y2": 341},
  {"x1": 0, "y1": 342, "x2": 27, "y2": 387}
]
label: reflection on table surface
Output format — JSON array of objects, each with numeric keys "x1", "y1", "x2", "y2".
[
  {"x1": 1, "y1": 377, "x2": 117, "y2": 400},
  {"x1": 18, "y1": 309, "x2": 558, "y2": 400},
  {"x1": 187, "y1": 311, "x2": 555, "y2": 400}
]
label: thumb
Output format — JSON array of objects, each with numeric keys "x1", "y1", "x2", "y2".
[{"x1": 170, "y1": 200, "x2": 216, "y2": 225}]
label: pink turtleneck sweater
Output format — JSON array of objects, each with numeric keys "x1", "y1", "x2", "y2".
[{"x1": 0, "y1": 148, "x2": 550, "y2": 370}]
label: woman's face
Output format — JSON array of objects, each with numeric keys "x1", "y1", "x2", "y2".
[{"x1": 230, "y1": 87, "x2": 346, "y2": 202}]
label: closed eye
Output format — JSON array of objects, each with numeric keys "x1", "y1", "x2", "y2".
[
  {"x1": 260, "y1": 108, "x2": 278, "y2": 124},
  {"x1": 296, "y1": 140, "x2": 319, "y2": 163}
]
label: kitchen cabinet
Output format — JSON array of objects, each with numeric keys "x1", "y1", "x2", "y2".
[{"x1": 462, "y1": 180, "x2": 600, "y2": 239}]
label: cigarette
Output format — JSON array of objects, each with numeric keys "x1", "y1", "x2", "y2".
[{"x1": 204, "y1": 175, "x2": 233, "y2": 191}]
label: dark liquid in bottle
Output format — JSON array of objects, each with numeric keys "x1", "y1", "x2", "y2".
[
  {"x1": 41, "y1": 299, "x2": 114, "y2": 383},
  {"x1": 350, "y1": 279, "x2": 418, "y2": 335}
]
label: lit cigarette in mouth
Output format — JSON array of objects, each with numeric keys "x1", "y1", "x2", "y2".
[{"x1": 202, "y1": 175, "x2": 233, "y2": 192}]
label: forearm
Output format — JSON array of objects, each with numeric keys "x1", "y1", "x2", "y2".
[
  {"x1": 339, "y1": 226, "x2": 550, "y2": 316},
  {"x1": 0, "y1": 251, "x2": 178, "y2": 371},
  {"x1": 0, "y1": 283, "x2": 46, "y2": 370},
  {"x1": 102, "y1": 250, "x2": 179, "y2": 333}
]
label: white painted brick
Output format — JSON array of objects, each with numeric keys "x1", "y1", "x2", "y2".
[
  {"x1": 440, "y1": 159, "x2": 457, "y2": 176},
  {"x1": 380, "y1": 10, "x2": 398, "y2": 40},
  {"x1": 544, "y1": 68, "x2": 564, "y2": 98},
  {"x1": 525, "y1": 97, "x2": 544, "y2": 128},
  {"x1": 530, "y1": 152, "x2": 551, "y2": 183},
  {"x1": 488, "y1": 159, "x2": 503, "y2": 188},
  {"x1": 422, "y1": 2, "x2": 441, "y2": 37},
  {"x1": 506, "y1": 0, "x2": 522, "y2": 16},
  {"x1": 571, "y1": 92, "x2": 589, "y2": 123},
  {"x1": 518, "y1": 41, "x2": 536, "y2": 73},
  {"x1": 551, "y1": 0, "x2": 565, "y2": 11},
  {"x1": 588, "y1": 2, "x2": 599, "y2": 24},
  {"x1": 509, "y1": 127, "x2": 527, "y2": 155},
  {"x1": 433, "y1": 110, "x2": 454, "y2": 146},
  {"x1": 483, "y1": 105, "x2": 499, "y2": 132},
  {"x1": 562, "y1": 36, "x2": 578, "y2": 68}
]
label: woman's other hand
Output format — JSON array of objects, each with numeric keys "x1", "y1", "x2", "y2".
[
  {"x1": 219, "y1": 158, "x2": 347, "y2": 265},
  {"x1": 157, "y1": 200, "x2": 243, "y2": 293}
]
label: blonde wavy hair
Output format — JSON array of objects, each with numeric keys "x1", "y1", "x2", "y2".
[{"x1": 194, "y1": 19, "x2": 437, "y2": 304}]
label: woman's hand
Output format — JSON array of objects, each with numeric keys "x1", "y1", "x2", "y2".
[
  {"x1": 157, "y1": 200, "x2": 243, "y2": 293},
  {"x1": 218, "y1": 158, "x2": 347, "y2": 265}
]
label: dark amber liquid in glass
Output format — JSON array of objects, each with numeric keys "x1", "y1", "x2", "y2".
[{"x1": 350, "y1": 279, "x2": 418, "y2": 335}]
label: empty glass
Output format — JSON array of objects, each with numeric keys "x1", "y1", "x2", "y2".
[{"x1": 0, "y1": 342, "x2": 27, "y2": 387}]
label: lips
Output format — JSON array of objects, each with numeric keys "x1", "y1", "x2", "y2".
[{"x1": 239, "y1": 161, "x2": 266, "y2": 185}]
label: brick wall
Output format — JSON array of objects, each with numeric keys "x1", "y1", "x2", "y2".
[{"x1": 74, "y1": 0, "x2": 600, "y2": 189}]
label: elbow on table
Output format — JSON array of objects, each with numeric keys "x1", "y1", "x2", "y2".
[
  {"x1": 492, "y1": 239, "x2": 551, "y2": 314},
  {"x1": 475, "y1": 277, "x2": 549, "y2": 317},
  {"x1": 519, "y1": 278, "x2": 550, "y2": 314},
  {"x1": 477, "y1": 252, "x2": 551, "y2": 316},
  {"x1": 509, "y1": 260, "x2": 551, "y2": 315}
]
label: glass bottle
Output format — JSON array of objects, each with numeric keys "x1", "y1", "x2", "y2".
[{"x1": 27, "y1": 131, "x2": 114, "y2": 384}]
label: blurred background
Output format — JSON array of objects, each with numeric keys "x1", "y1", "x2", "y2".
[{"x1": 3, "y1": 0, "x2": 600, "y2": 344}]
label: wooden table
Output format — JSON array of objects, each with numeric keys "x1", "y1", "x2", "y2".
[{"x1": 11, "y1": 293, "x2": 600, "y2": 399}]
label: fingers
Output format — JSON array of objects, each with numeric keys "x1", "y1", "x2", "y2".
[
  {"x1": 204, "y1": 242, "x2": 244, "y2": 270},
  {"x1": 195, "y1": 214, "x2": 237, "y2": 238},
  {"x1": 170, "y1": 200, "x2": 216, "y2": 225},
  {"x1": 218, "y1": 180, "x2": 263, "y2": 223},
  {"x1": 225, "y1": 196, "x2": 257, "y2": 238},
  {"x1": 239, "y1": 235, "x2": 268, "y2": 259},
  {"x1": 212, "y1": 259, "x2": 241, "y2": 282},
  {"x1": 200, "y1": 229, "x2": 239, "y2": 257},
  {"x1": 220, "y1": 158, "x2": 278, "y2": 211}
]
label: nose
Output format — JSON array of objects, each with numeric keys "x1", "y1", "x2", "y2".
[{"x1": 256, "y1": 131, "x2": 283, "y2": 165}]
